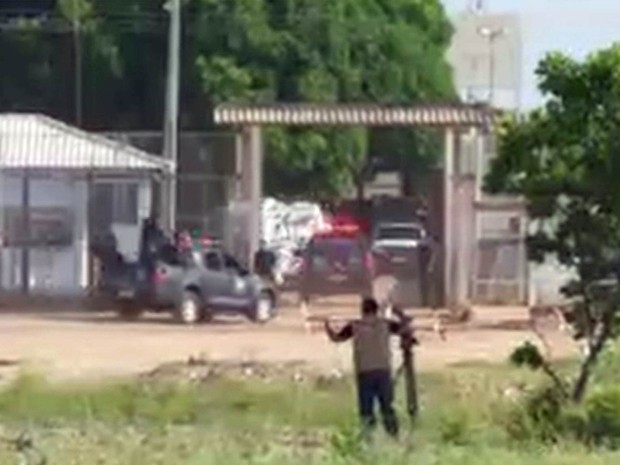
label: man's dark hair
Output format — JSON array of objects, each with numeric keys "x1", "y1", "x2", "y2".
[{"x1": 361, "y1": 297, "x2": 379, "y2": 316}]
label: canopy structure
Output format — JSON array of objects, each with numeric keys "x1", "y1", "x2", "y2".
[
  {"x1": 214, "y1": 103, "x2": 495, "y2": 127},
  {"x1": 213, "y1": 102, "x2": 498, "y2": 307},
  {"x1": 0, "y1": 113, "x2": 174, "y2": 174}
]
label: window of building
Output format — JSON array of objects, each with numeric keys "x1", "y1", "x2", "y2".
[{"x1": 113, "y1": 183, "x2": 138, "y2": 224}]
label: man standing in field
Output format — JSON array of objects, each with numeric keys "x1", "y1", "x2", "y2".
[{"x1": 324, "y1": 297, "x2": 410, "y2": 438}]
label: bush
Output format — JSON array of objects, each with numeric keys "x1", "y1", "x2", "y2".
[
  {"x1": 500, "y1": 383, "x2": 620, "y2": 449},
  {"x1": 583, "y1": 386, "x2": 620, "y2": 447},
  {"x1": 437, "y1": 408, "x2": 472, "y2": 445},
  {"x1": 501, "y1": 385, "x2": 566, "y2": 443}
]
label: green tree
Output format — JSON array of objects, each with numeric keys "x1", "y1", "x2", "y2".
[
  {"x1": 193, "y1": 0, "x2": 455, "y2": 197},
  {"x1": 0, "y1": 0, "x2": 455, "y2": 197},
  {"x1": 486, "y1": 44, "x2": 620, "y2": 402}
]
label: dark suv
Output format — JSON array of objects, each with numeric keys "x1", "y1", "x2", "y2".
[{"x1": 299, "y1": 231, "x2": 373, "y2": 303}]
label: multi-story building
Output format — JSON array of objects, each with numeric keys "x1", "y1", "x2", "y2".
[
  {"x1": 446, "y1": 3, "x2": 529, "y2": 304},
  {"x1": 448, "y1": 5, "x2": 523, "y2": 110}
]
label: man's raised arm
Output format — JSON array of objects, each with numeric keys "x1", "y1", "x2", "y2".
[{"x1": 325, "y1": 320, "x2": 353, "y2": 343}]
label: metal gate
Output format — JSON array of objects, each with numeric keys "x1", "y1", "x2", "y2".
[{"x1": 471, "y1": 206, "x2": 528, "y2": 304}]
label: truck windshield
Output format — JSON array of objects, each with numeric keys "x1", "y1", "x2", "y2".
[{"x1": 377, "y1": 226, "x2": 422, "y2": 240}]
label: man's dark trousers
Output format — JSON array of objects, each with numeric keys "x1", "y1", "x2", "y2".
[{"x1": 356, "y1": 369, "x2": 399, "y2": 437}]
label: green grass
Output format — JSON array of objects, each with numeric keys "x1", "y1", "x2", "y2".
[{"x1": 0, "y1": 360, "x2": 619, "y2": 464}]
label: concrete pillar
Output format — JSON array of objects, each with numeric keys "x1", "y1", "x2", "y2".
[
  {"x1": 450, "y1": 129, "x2": 476, "y2": 306},
  {"x1": 474, "y1": 127, "x2": 485, "y2": 202},
  {"x1": 20, "y1": 170, "x2": 30, "y2": 295},
  {"x1": 517, "y1": 211, "x2": 528, "y2": 303},
  {"x1": 472, "y1": 127, "x2": 483, "y2": 303},
  {"x1": 443, "y1": 128, "x2": 455, "y2": 307},
  {"x1": 74, "y1": 179, "x2": 89, "y2": 291},
  {"x1": 138, "y1": 177, "x2": 152, "y2": 221},
  {"x1": 239, "y1": 125, "x2": 263, "y2": 269}
]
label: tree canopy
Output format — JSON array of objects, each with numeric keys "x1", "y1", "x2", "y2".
[
  {"x1": 0, "y1": 0, "x2": 456, "y2": 197},
  {"x1": 486, "y1": 44, "x2": 620, "y2": 402}
]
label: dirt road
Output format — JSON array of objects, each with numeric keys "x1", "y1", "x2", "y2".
[{"x1": 0, "y1": 301, "x2": 579, "y2": 382}]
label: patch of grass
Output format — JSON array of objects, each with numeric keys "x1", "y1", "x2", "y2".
[
  {"x1": 6, "y1": 430, "x2": 620, "y2": 465},
  {"x1": 1, "y1": 358, "x2": 620, "y2": 464},
  {"x1": 0, "y1": 370, "x2": 354, "y2": 431}
]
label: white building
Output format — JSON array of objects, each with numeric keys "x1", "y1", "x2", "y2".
[
  {"x1": 0, "y1": 113, "x2": 173, "y2": 295},
  {"x1": 446, "y1": 6, "x2": 529, "y2": 304},
  {"x1": 448, "y1": 10, "x2": 523, "y2": 110}
]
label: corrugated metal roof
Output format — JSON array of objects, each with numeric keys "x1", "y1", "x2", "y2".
[
  {"x1": 214, "y1": 103, "x2": 496, "y2": 127},
  {"x1": 0, "y1": 113, "x2": 174, "y2": 172}
]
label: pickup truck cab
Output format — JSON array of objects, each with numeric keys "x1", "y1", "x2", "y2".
[{"x1": 371, "y1": 222, "x2": 428, "y2": 278}]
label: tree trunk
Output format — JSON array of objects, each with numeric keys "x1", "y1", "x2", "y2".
[
  {"x1": 572, "y1": 332, "x2": 609, "y2": 403},
  {"x1": 541, "y1": 363, "x2": 569, "y2": 399}
]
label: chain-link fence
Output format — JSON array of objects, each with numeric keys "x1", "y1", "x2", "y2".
[{"x1": 104, "y1": 130, "x2": 238, "y2": 234}]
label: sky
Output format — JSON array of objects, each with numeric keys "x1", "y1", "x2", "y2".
[{"x1": 441, "y1": 0, "x2": 620, "y2": 108}]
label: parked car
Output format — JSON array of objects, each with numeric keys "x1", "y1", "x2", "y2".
[{"x1": 96, "y1": 225, "x2": 277, "y2": 325}]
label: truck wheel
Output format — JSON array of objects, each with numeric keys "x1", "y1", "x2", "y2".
[
  {"x1": 250, "y1": 291, "x2": 276, "y2": 324},
  {"x1": 117, "y1": 302, "x2": 143, "y2": 321},
  {"x1": 175, "y1": 291, "x2": 204, "y2": 325}
]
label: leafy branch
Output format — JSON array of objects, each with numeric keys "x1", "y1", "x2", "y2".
[{"x1": 487, "y1": 44, "x2": 620, "y2": 403}]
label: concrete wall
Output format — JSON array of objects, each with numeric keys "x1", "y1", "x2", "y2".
[{"x1": 529, "y1": 259, "x2": 576, "y2": 306}]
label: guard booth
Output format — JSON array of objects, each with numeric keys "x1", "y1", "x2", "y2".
[
  {"x1": 213, "y1": 103, "x2": 498, "y2": 307},
  {"x1": 0, "y1": 113, "x2": 173, "y2": 296}
]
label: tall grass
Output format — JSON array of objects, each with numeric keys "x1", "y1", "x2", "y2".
[
  {"x1": 0, "y1": 357, "x2": 620, "y2": 464},
  {"x1": 0, "y1": 371, "x2": 353, "y2": 430}
]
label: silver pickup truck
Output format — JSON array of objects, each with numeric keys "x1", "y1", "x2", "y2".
[{"x1": 98, "y1": 244, "x2": 277, "y2": 325}]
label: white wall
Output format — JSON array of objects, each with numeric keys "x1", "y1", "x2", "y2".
[
  {"x1": 0, "y1": 174, "x2": 152, "y2": 295},
  {"x1": 100, "y1": 178, "x2": 151, "y2": 262},
  {"x1": 448, "y1": 12, "x2": 523, "y2": 109},
  {"x1": 529, "y1": 259, "x2": 576, "y2": 306},
  {"x1": 0, "y1": 173, "x2": 82, "y2": 294}
]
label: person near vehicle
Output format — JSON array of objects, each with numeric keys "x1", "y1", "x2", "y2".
[
  {"x1": 418, "y1": 235, "x2": 438, "y2": 309},
  {"x1": 253, "y1": 240, "x2": 277, "y2": 279},
  {"x1": 173, "y1": 229, "x2": 195, "y2": 265},
  {"x1": 324, "y1": 297, "x2": 412, "y2": 438},
  {"x1": 91, "y1": 230, "x2": 123, "y2": 287}
]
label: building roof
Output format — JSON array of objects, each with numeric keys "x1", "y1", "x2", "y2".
[
  {"x1": 214, "y1": 103, "x2": 496, "y2": 127},
  {"x1": 0, "y1": 113, "x2": 174, "y2": 172}
]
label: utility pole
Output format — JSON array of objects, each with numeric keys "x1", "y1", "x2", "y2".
[
  {"x1": 73, "y1": 0, "x2": 83, "y2": 126},
  {"x1": 477, "y1": 25, "x2": 506, "y2": 106},
  {"x1": 161, "y1": 0, "x2": 181, "y2": 232}
]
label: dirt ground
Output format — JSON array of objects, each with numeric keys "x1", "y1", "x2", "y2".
[{"x1": 0, "y1": 296, "x2": 579, "y2": 383}]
